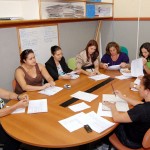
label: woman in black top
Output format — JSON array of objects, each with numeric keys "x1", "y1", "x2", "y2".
[
  {"x1": 45, "y1": 45, "x2": 88, "y2": 81},
  {"x1": 104, "y1": 74, "x2": 150, "y2": 148}
]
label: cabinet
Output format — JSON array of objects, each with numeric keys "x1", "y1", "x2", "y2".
[{"x1": 0, "y1": 0, "x2": 113, "y2": 27}]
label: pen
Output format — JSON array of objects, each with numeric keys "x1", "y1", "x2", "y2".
[{"x1": 111, "y1": 83, "x2": 116, "y2": 97}]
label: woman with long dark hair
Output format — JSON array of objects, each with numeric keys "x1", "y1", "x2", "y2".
[
  {"x1": 76, "y1": 39, "x2": 100, "y2": 75},
  {"x1": 15, "y1": 49, "x2": 55, "y2": 94}
]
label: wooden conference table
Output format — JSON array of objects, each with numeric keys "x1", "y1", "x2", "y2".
[{"x1": 1, "y1": 70, "x2": 141, "y2": 148}]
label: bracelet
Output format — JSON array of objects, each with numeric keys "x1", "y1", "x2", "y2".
[{"x1": 17, "y1": 95, "x2": 20, "y2": 100}]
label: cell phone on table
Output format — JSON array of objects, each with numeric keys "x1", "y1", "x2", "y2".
[{"x1": 84, "y1": 124, "x2": 92, "y2": 133}]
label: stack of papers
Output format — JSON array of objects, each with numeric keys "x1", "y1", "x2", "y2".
[
  {"x1": 46, "y1": 3, "x2": 84, "y2": 18},
  {"x1": 39, "y1": 86, "x2": 63, "y2": 96},
  {"x1": 89, "y1": 74, "x2": 110, "y2": 81},
  {"x1": 71, "y1": 91, "x2": 98, "y2": 102},
  {"x1": 119, "y1": 58, "x2": 144, "y2": 79},
  {"x1": 59, "y1": 111, "x2": 115, "y2": 133},
  {"x1": 102, "y1": 94, "x2": 129, "y2": 112},
  {"x1": 27, "y1": 99, "x2": 48, "y2": 114}
]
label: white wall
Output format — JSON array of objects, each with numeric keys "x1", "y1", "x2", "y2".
[
  {"x1": 0, "y1": 21, "x2": 98, "y2": 91},
  {"x1": 101, "y1": 21, "x2": 150, "y2": 62},
  {"x1": 0, "y1": 28, "x2": 20, "y2": 90},
  {"x1": 59, "y1": 21, "x2": 98, "y2": 60},
  {"x1": 114, "y1": 0, "x2": 150, "y2": 18}
]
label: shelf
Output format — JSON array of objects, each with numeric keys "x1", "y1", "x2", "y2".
[
  {"x1": 0, "y1": 0, "x2": 113, "y2": 27},
  {"x1": 0, "y1": 17, "x2": 113, "y2": 28}
]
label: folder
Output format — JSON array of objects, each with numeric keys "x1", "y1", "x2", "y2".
[{"x1": 86, "y1": 4, "x2": 95, "y2": 18}]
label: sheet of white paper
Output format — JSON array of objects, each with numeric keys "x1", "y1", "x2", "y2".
[
  {"x1": 68, "y1": 102, "x2": 90, "y2": 112},
  {"x1": 115, "y1": 102, "x2": 129, "y2": 112},
  {"x1": 131, "y1": 78, "x2": 140, "y2": 91},
  {"x1": 71, "y1": 91, "x2": 98, "y2": 102},
  {"x1": 102, "y1": 94, "x2": 129, "y2": 112},
  {"x1": 120, "y1": 68, "x2": 132, "y2": 77},
  {"x1": 89, "y1": 74, "x2": 110, "y2": 81},
  {"x1": 108, "y1": 65, "x2": 120, "y2": 70},
  {"x1": 70, "y1": 74, "x2": 80, "y2": 79},
  {"x1": 97, "y1": 103, "x2": 112, "y2": 117},
  {"x1": 134, "y1": 78, "x2": 141, "y2": 85},
  {"x1": 131, "y1": 88, "x2": 138, "y2": 91},
  {"x1": 27, "y1": 99, "x2": 48, "y2": 114},
  {"x1": 115, "y1": 75, "x2": 131, "y2": 80},
  {"x1": 59, "y1": 112, "x2": 86, "y2": 132},
  {"x1": 131, "y1": 58, "x2": 144, "y2": 77},
  {"x1": 79, "y1": 111, "x2": 115, "y2": 133},
  {"x1": 39, "y1": 86, "x2": 63, "y2": 96},
  {"x1": 7, "y1": 106, "x2": 25, "y2": 114}
]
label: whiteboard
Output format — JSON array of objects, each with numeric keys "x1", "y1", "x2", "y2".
[{"x1": 18, "y1": 25, "x2": 58, "y2": 64}]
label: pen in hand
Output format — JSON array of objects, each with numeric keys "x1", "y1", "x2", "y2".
[{"x1": 111, "y1": 83, "x2": 116, "y2": 97}]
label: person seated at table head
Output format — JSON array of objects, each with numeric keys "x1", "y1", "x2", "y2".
[
  {"x1": 104, "y1": 74, "x2": 150, "y2": 149},
  {"x1": 0, "y1": 88, "x2": 28, "y2": 150},
  {"x1": 15, "y1": 49, "x2": 55, "y2": 94},
  {"x1": 139, "y1": 42, "x2": 150, "y2": 74},
  {"x1": 100, "y1": 42, "x2": 129, "y2": 69},
  {"x1": 76, "y1": 39, "x2": 100, "y2": 75},
  {"x1": 130, "y1": 42, "x2": 150, "y2": 90},
  {"x1": 45, "y1": 45, "x2": 86, "y2": 81}
]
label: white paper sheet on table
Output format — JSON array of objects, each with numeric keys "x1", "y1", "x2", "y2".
[
  {"x1": 134, "y1": 78, "x2": 141, "y2": 85},
  {"x1": 97, "y1": 103, "x2": 112, "y2": 117},
  {"x1": 79, "y1": 111, "x2": 115, "y2": 133},
  {"x1": 131, "y1": 77, "x2": 141, "y2": 91},
  {"x1": 59, "y1": 112, "x2": 86, "y2": 132},
  {"x1": 102, "y1": 94, "x2": 129, "y2": 112},
  {"x1": 131, "y1": 58, "x2": 144, "y2": 77},
  {"x1": 115, "y1": 75, "x2": 132, "y2": 80},
  {"x1": 71, "y1": 91, "x2": 98, "y2": 102},
  {"x1": 39, "y1": 86, "x2": 63, "y2": 96},
  {"x1": 120, "y1": 68, "x2": 132, "y2": 77},
  {"x1": 68, "y1": 102, "x2": 90, "y2": 112},
  {"x1": 27, "y1": 99, "x2": 48, "y2": 114},
  {"x1": 6, "y1": 106, "x2": 25, "y2": 114},
  {"x1": 89, "y1": 74, "x2": 110, "y2": 81},
  {"x1": 108, "y1": 65, "x2": 120, "y2": 70},
  {"x1": 59, "y1": 111, "x2": 115, "y2": 133}
]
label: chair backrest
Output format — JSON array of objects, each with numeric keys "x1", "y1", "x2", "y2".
[
  {"x1": 142, "y1": 128, "x2": 150, "y2": 148},
  {"x1": 67, "y1": 57, "x2": 76, "y2": 70},
  {"x1": 120, "y1": 46, "x2": 128, "y2": 56},
  {"x1": 12, "y1": 79, "x2": 16, "y2": 92}
]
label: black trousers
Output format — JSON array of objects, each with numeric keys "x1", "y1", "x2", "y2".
[
  {"x1": 0, "y1": 124, "x2": 20, "y2": 150},
  {"x1": 115, "y1": 124, "x2": 141, "y2": 149}
]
